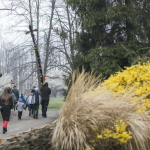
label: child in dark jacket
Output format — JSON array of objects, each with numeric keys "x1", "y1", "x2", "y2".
[{"x1": 16, "y1": 98, "x2": 25, "y2": 120}]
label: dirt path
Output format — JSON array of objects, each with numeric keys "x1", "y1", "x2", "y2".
[{"x1": 0, "y1": 109, "x2": 59, "y2": 139}]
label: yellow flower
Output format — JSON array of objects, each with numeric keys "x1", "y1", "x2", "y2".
[
  {"x1": 101, "y1": 61, "x2": 150, "y2": 112},
  {"x1": 97, "y1": 135, "x2": 102, "y2": 139},
  {"x1": 95, "y1": 120, "x2": 132, "y2": 145}
]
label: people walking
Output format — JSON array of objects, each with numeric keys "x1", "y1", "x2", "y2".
[
  {"x1": 32, "y1": 88, "x2": 41, "y2": 119},
  {"x1": 0, "y1": 88, "x2": 13, "y2": 134},
  {"x1": 40, "y1": 82, "x2": 51, "y2": 118},
  {"x1": 12, "y1": 85, "x2": 19, "y2": 111},
  {"x1": 16, "y1": 98, "x2": 25, "y2": 120},
  {"x1": 26, "y1": 89, "x2": 35, "y2": 116}
]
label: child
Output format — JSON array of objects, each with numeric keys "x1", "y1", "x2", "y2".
[
  {"x1": 16, "y1": 98, "x2": 25, "y2": 120},
  {"x1": 26, "y1": 89, "x2": 35, "y2": 116},
  {"x1": 20, "y1": 94, "x2": 28, "y2": 110}
]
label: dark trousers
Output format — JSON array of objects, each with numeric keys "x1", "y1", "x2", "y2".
[
  {"x1": 30, "y1": 104, "x2": 34, "y2": 115},
  {"x1": 14, "y1": 103, "x2": 17, "y2": 111},
  {"x1": 33, "y1": 103, "x2": 39, "y2": 118},
  {"x1": 26, "y1": 105, "x2": 30, "y2": 111},
  {"x1": 18, "y1": 111, "x2": 22, "y2": 119},
  {"x1": 26, "y1": 105, "x2": 28, "y2": 110},
  {"x1": 42, "y1": 100, "x2": 49, "y2": 117}
]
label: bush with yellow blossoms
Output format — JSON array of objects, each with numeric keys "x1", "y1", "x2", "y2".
[
  {"x1": 97, "y1": 120, "x2": 132, "y2": 144},
  {"x1": 86, "y1": 120, "x2": 132, "y2": 150},
  {"x1": 103, "y1": 61, "x2": 150, "y2": 111},
  {"x1": 52, "y1": 69, "x2": 150, "y2": 150}
]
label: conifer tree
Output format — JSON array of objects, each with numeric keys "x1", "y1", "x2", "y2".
[{"x1": 68, "y1": 0, "x2": 150, "y2": 78}]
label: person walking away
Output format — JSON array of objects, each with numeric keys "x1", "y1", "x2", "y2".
[
  {"x1": 16, "y1": 98, "x2": 25, "y2": 120},
  {"x1": 20, "y1": 94, "x2": 27, "y2": 109},
  {"x1": 40, "y1": 82, "x2": 51, "y2": 118},
  {"x1": 12, "y1": 85, "x2": 19, "y2": 111},
  {"x1": 9, "y1": 88, "x2": 17, "y2": 111},
  {"x1": 26, "y1": 89, "x2": 35, "y2": 116},
  {"x1": 0, "y1": 88, "x2": 13, "y2": 134},
  {"x1": 32, "y1": 88, "x2": 41, "y2": 119},
  {"x1": 11, "y1": 92, "x2": 17, "y2": 104}
]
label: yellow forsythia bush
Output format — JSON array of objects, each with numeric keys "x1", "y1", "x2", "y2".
[
  {"x1": 103, "y1": 61, "x2": 150, "y2": 111},
  {"x1": 97, "y1": 120, "x2": 132, "y2": 144},
  {"x1": 87, "y1": 120, "x2": 132, "y2": 150},
  {"x1": 103, "y1": 61, "x2": 150, "y2": 95},
  {"x1": 52, "y1": 70, "x2": 150, "y2": 150}
]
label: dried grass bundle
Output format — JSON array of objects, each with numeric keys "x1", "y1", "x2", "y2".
[{"x1": 51, "y1": 70, "x2": 150, "y2": 150}]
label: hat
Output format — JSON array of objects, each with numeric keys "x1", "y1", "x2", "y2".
[
  {"x1": 19, "y1": 98, "x2": 22, "y2": 102},
  {"x1": 35, "y1": 88, "x2": 38, "y2": 91}
]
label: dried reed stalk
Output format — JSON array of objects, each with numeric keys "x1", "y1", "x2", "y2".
[{"x1": 52, "y1": 70, "x2": 150, "y2": 150}]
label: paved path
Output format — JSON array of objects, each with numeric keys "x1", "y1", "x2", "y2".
[{"x1": 0, "y1": 109, "x2": 59, "y2": 139}]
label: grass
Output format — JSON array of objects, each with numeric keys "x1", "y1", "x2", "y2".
[{"x1": 48, "y1": 97, "x2": 64, "y2": 109}]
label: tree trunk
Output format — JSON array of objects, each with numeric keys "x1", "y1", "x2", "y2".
[
  {"x1": 29, "y1": 0, "x2": 41, "y2": 90},
  {"x1": 44, "y1": 0, "x2": 55, "y2": 77},
  {"x1": 125, "y1": 0, "x2": 131, "y2": 43}
]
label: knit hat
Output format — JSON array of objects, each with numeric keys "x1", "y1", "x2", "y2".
[
  {"x1": 35, "y1": 88, "x2": 38, "y2": 91},
  {"x1": 19, "y1": 98, "x2": 22, "y2": 102}
]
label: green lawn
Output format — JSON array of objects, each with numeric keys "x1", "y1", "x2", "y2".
[{"x1": 48, "y1": 97, "x2": 64, "y2": 109}]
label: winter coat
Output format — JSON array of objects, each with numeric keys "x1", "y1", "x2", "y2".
[
  {"x1": 12, "y1": 93, "x2": 17, "y2": 103},
  {"x1": 20, "y1": 95, "x2": 26, "y2": 104},
  {"x1": 0, "y1": 96, "x2": 13, "y2": 121},
  {"x1": 40, "y1": 83, "x2": 51, "y2": 101},
  {"x1": 32, "y1": 91, "x2": 42, "y2": 104},
  {"x1": 12, "y1": 88, "x2": 19, "y2": 101},
  {"x1": 26, "y1": 93, "x2": 34, "y2": 104},
  {"x1": 16, "y1": 98, "x2": 25, "y2": 112}
]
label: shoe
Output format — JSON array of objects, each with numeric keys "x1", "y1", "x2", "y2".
[
  {"x1": 33, "y1": 115, "x2": 35, "y2": 118},
  {"x1": 43, "y1": 114, "x2": 47, "y2": 118},
  {"x1": 3, "y1": 127, "x2": 5, "y2": 134}
]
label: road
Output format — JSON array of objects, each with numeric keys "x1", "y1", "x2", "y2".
[{"x1": 0, "y1": 109, "x2": 59, "y2": 139}]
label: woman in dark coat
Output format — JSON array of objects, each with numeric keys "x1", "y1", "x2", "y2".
[{"x1": 0, "y1": 87, "x2": 13, "y2": 134}]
